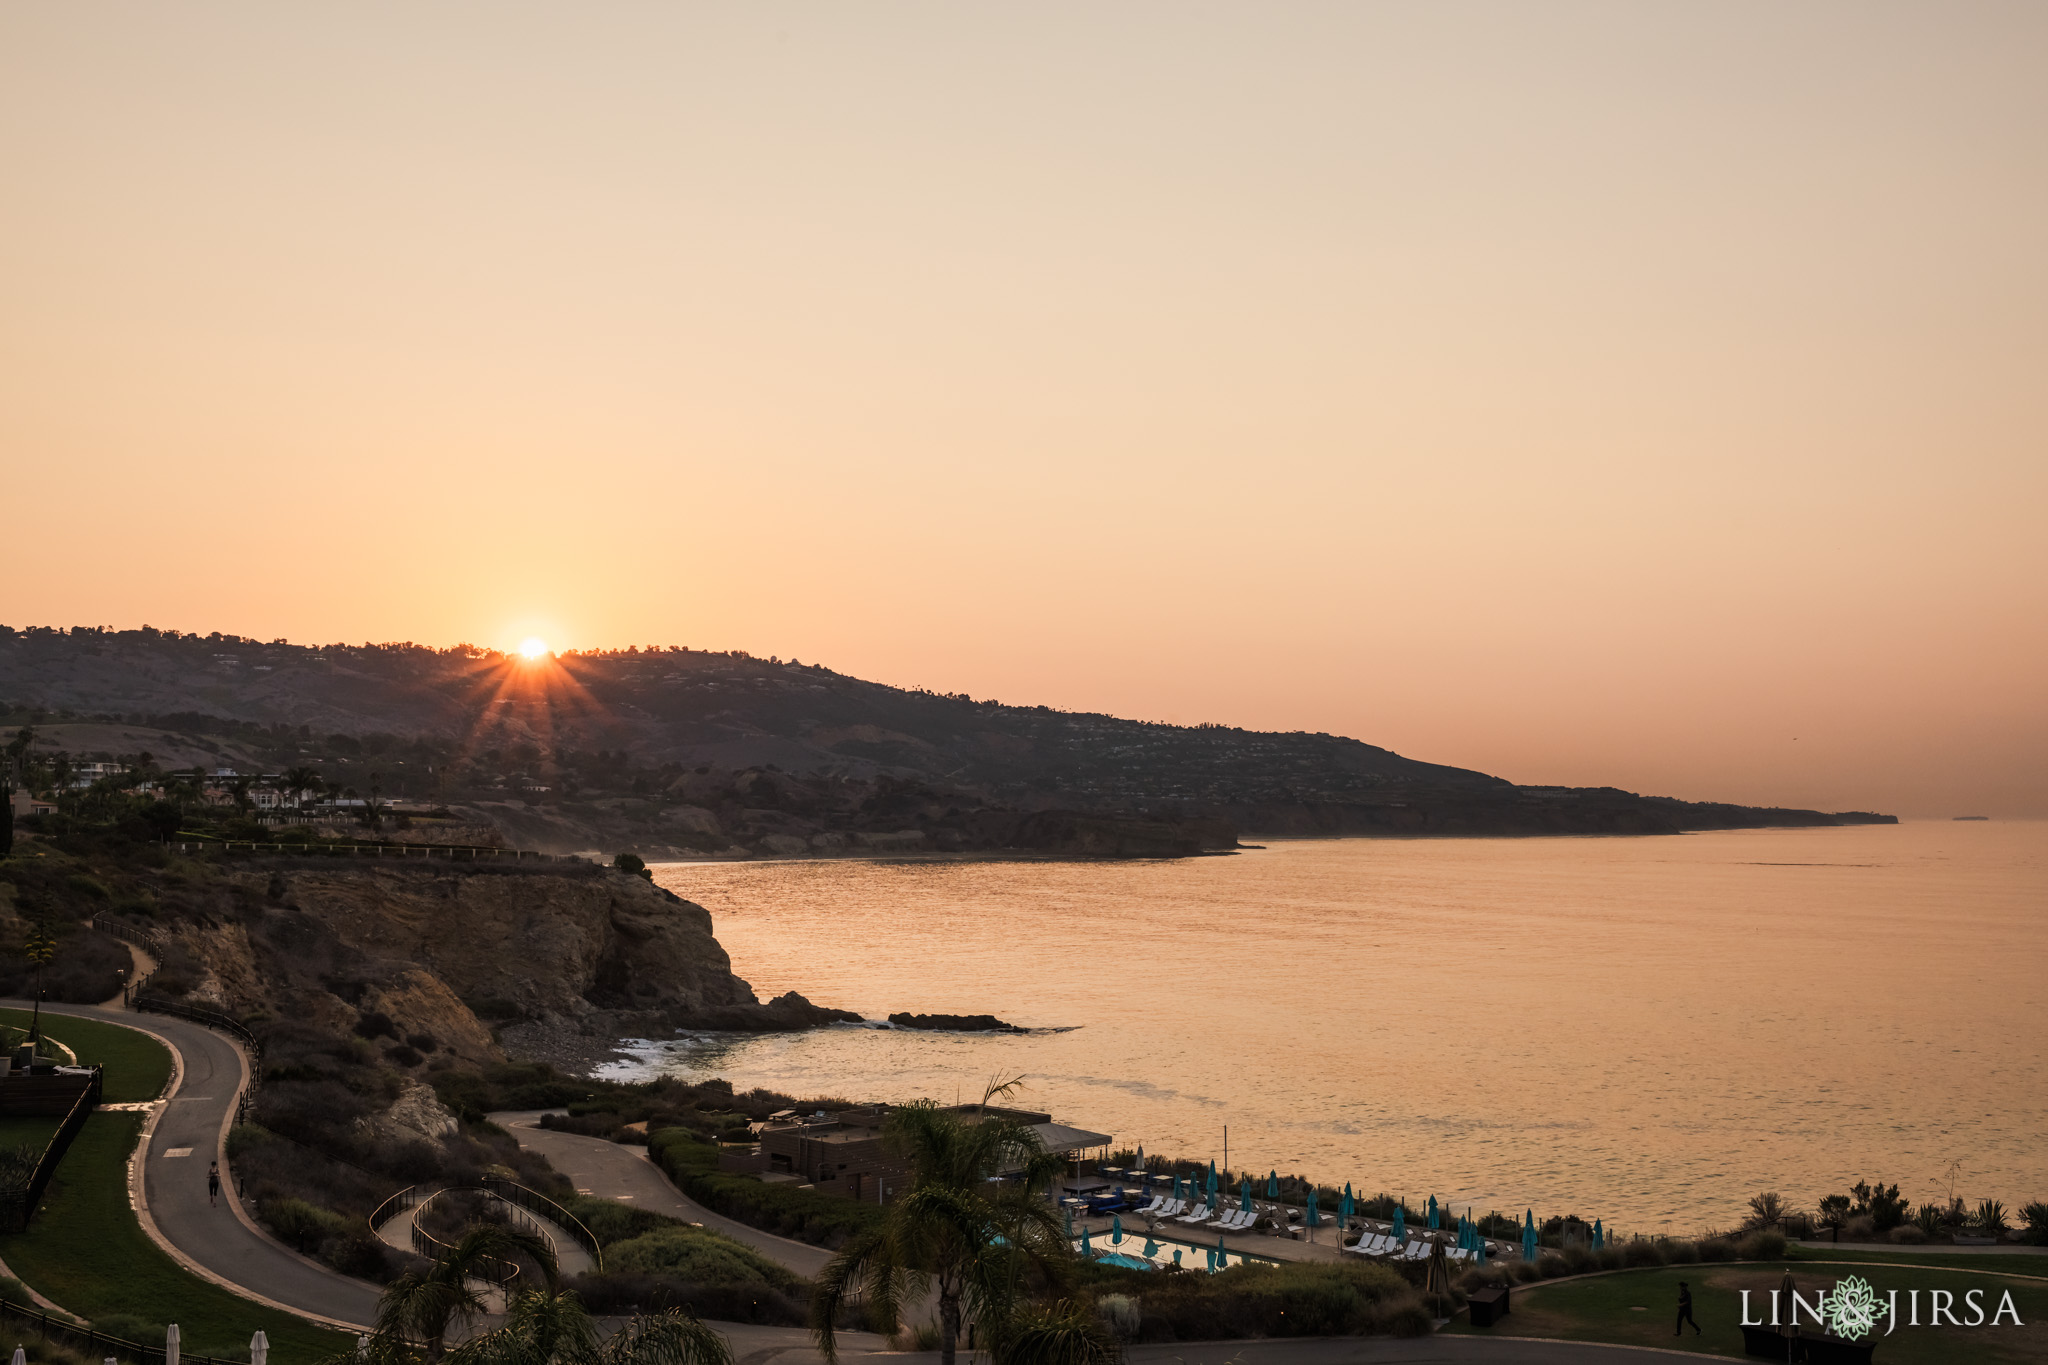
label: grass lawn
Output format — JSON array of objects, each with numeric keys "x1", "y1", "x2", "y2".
[
  {"x1": 0, "y1": 1116, "x2": 65, "y2": 1152},
  {"x1": 0, "y1": 1113, "x2": 352, "y2": 1360},
  {"x1": 1447, "y1": 1263, "x2": 2048, "y2": 1363},
  {"x1": 1787, "y1": 1243, "x2": 2048, "y2": 1282},
  {"x1": 0, "y1": 1007, "x2": 176, "y2": 1104}
]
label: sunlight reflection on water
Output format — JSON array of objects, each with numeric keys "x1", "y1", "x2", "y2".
[{"x1": 620, "y1": 823, "x2": 2045, "y2": 1231}]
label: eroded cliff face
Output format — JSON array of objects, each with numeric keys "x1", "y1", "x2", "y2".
[{"x1": 154, "y1": 861, "x2": 846, "y2": 1069}]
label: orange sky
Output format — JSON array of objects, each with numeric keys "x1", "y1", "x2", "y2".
[{"x1": 4, "y1": 4, "x2": 2044, "y2": 817}]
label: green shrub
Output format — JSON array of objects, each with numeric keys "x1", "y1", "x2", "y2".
[
  {"x1": 258, "y1": 1196, "x2": 351, "y2": 1252},
  {"x1": 1696, "y1": 1237, "x2": 1735, "y2": 1263},
  {"x1": 1509, "y1": 1260, "x2": 1542, "y2": 1283},
  {"x1": 1665, "y1": 1240, "x2": 1700, "y2": 1264},
  {"x1": 1735, "y1": 1230, "x2": 1786, "y2": 1260},
  {"x1": 1621, "y1": 1240, "x2": 1667, "y2": 1268},
  {"x1": 0, "y1": 1274, "x2": 33, "y2": 1306},
  {"x1": 1089, "y1": 1259, "x2": 1425, "y2": 1342},
  {"x1": 1535, "y1": 1253, "x2": 1571, "y2": 1278},
  {"x1": 1890, "y1": 1225, "x2": 1928, "y2": 1245},
  {"x1": 647, "y1": 1129, "x2": 882, "y2": 1247},
  {"x1": 1561, "y1": 1247, "x2": 1596, "y2": 1274},
  {"x1": 606, "y1": 1227, "x2": 800, "y2": 1291},
  {"x1": 1595, "y1": 1247, "x2": 1624, "y2": 1271}
]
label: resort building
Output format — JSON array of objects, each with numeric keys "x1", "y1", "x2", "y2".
[{"x1": 724, "y1": 1103, "x2": 1113, "y2": 1205}]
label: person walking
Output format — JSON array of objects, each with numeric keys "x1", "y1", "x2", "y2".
[
  {"x1": 1675, "y1": 1280, "x2": 1701, "y2": 1336},
  {"x1": 207, "y1": 1160, "x2": 221, "y2": 1208}
]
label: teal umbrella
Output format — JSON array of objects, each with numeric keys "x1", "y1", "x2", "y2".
[
  {"x1": 1305, "y1": 1189, "x2": 1321, "y2": 1227},
  {"x1": 1474, "y1": 1235, "x2": 1488, "y2": 1267},
  {"x1": 1144, "y1": 1236, "x2": 1159, "y2": 1257},
  {"x1": 1216, "y1": 1233, "x2": 1227, "y2": 1267},
  {"x1": 1172, "y1": 1176, "x2": 1185, "y2": 1200},
  {"x1": 1522, "y1": 1209, "x2": 1537, "y2": 1262},
  {"x1": 1239, "y1": 1178, "x2": 1252, "y2": 1212},
  {"x1": 1112, "y1": 1214, "x2": 1124, "y2": 1245},
  {"x1": 1206, "y1": 1161, "x2": 1217, "y2": 1195},
  {"x1": 1392, "y1": 1202, "x2": 1407, "y2": 1242},
  {"x1": 1340, "y1": 1184, "x2": 1354, "y2": 1225},
  {"x1": 1266, "y1": 1170, "x2": 1279, "y2": 1198},
  {"x1": 1172, "y1": 1248, "x2": 1183, "y2": 1267},
  {"x1": 1428, "y1": 1195, "x2": 1439, "y2": 1230},
  {"x1": 1593, "y1": 1219, "x2": 1604, "y2": 1251},
  {"x1": 1207, "y1": 1189, "x2": 1218, "y2": 1214},
  {"x1": 1082, "y1": 1226, "x2": 1094, "y2": 1256}
]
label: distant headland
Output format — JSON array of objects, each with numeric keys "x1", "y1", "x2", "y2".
[{"x1": 0, "y1": 624, "x2": 1892, "y2": 857}]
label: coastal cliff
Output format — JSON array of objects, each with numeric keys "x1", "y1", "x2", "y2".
[{"x1": 145, "y1": 859, "x2": 855, "y2": 1066}]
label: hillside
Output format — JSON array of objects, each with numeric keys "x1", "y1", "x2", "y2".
[{"x1": 0, "y1": 625, "x2": 1893, "y2": 852}]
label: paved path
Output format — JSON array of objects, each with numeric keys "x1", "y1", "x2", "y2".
[
  {"x1": 20, "y1": 999, "x2": 384, "y2": 1330},
  {"x1": 1792, "y1": 1239, "x2": 2047, "y2": 1257},
  {"x1": 488, "y1": 1111, "x2": 835, "y2": 1279}
]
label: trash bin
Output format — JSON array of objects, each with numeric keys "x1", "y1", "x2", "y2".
[{"x1": 1467, "y1": 1286, "x2": 1510, "y2": 1327}]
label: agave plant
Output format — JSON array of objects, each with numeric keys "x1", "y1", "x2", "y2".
[
  {"x1": 2020, "y1": 1202, "x2": 2048, "y2": 1247},
  {"x1": 1974, "y1": 1199, "x2": 2008, "y2": 1236}
]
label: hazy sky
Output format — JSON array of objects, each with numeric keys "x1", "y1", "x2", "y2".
[{"x1": 4, "y1": 3, "x2": 2044, "y2": 817}]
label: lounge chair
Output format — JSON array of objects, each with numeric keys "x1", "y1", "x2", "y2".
[
  {"x1": 1150, "y1": 1199, "x2": 1181, "y2": 1218},
  {"x1": 1137, "y1": 1194, "x2": 1167, "y2": 1215},
  {"x1": 1178, "y1": 1206, "x2": 1214, "y2": 1226},
  {"x1": 1403, "y1": 1241, "x2": 1428, "y2": 1260},
  {"x1": 1226, "y1": 1209, "x2": 1255, "y2": 1230},
  {"x1": 1449, "y1": 1247, "x2": 1470, "y2": 1263},
  {"x1": 1365, "y1": 1235, "x2": 1395, "y2": 1256}
]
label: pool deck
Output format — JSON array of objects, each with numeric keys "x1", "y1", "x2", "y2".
[{"x1": 1073, "y1": 1209, "x2": 1480, "y2": 1267}]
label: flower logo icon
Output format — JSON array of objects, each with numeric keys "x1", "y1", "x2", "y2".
[{"x1": 1826, "y1": 1275, "x2": 1882, "y2": 1341}]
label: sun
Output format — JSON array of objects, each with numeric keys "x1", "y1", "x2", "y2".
[{"x1": 517, "y1": 636, "x2": 551, "y2": 660}]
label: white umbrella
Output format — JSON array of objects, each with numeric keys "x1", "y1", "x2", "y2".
[
  {"x1": 13, "y1": 1347, "x2": 25, "y2": 1365},
  {"x1": 250, "y1": 1331, "x2": 269, "y2": 1365},
  {"x1": 356, "y1": 1333, "x2": 371, "y2": 1359},
  {"x1": 166, "y1": 1324, "x2": 180, "y2": 1365}
]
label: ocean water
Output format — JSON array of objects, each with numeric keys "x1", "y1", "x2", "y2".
[{"x1": 627, "y1": 822, "x2": 2046, "y2": 1234}]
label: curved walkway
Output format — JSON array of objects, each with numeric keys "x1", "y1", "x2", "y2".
[
  {"x1": 488, "y1": 1111, "x2": 833, "y2": 1279},
  {"x1": 15, "y1": 999, "x2": 383, "y2": 1330}
]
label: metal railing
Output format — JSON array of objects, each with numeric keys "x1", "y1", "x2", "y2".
[
  {"x1": 0, "y1": 1298, "x2": 242, "y2": 1365},
  {"x1": 165, "y1": 840, "x2": 591, "y2": 863},
  {"x1": 411, "y1": 1186, "x2": 554, "y2": 1286},
  {"x1": 482, "y1": 1175, "x2": 606, "y2": 1273},
  {"x1": 92, "y1": 912, "x2": 164, "y2": 997},
  {"x1": 371, "y1": 1178, "x2": 603, "y2": 1277},
  {"x1": 0, "y1": 1065, "x2": 103, "y2": 1231}
]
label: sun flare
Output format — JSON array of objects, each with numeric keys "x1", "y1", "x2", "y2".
[{"x1": 517, "y1": 636, "x2": 551, "y2": 660}]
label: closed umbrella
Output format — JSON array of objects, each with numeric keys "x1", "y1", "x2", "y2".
[
  {"x1": 1082, "y1": 1225, "x2": 1094, "y2": 1256},
  {"x1": 1216, "y1": 1233, "x2": 1227, "y2": 1267},
  {"x1": 1144, "y1": 1235, "x2": 1159, "y2": 1257},
  {"x1": 15, "y1": 1348, "x2": 28, "y2": 1365},
  {"x1": 1112, "y1": 1213, "x2": 1125, "y2": 1245},
  {"x1": 1206, "y1": 1161, "x2": 1218, "y2": 1195},
  {"x1": 1474, "y1": 1235, "x2": 1488, "y2": 1267},
  {"x1": 1428, "y1": 1195, "x2": 1440, "y2": 1230},
  {"x1": 250, "y1": 1332, "x2": 269, "y2": 1365},
  {"x1": 1341, "y1": 1184, "x2": 1354, "y2": 1226},
  {"x1": 1239, "y1": 1178, "x2": 1252, "y2": 1213},
  {"x1": 1172, "y1": 1175, "x2": 1184, "y2": 1201},
  {"x1": 1393, "y1": 1202, "x2": 1407, "y2": 1242},
  {"x1": 1522, "y1": 1209, "x2": 1537, "y2": 1262},
  {"x1": 166, "y1": 1325, "x2": 180, "y2": 1365},
  {"x1": 1305, "y1": 1189, "x2": 1321, "y2": 1227},
  {"x1": 1064, "y1": 1207, "x2": 1074, "y2": 1240},
  {"x1": 1266, "y1": 1170, "x2": 1279, "y2": 1198},
  {"x1": 1593, "y1": 1218, "x2": 1604, "y2": 1252},
  {"x1": 1207, "y1": 1189, "x2": 1218, "y2": 1214},
  {"x1": 1779, "y1": 1269, "x2": 1801, "y2": 1346}
]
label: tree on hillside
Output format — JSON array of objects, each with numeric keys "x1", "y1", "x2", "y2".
[{"x1": 810, "y1": 1080, "x2": 1116, "y2": 1365}]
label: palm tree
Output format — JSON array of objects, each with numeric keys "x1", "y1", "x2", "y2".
[
  {"x1": 376, "y1": 1224, "x2": 559, "y2": 1361},
  {"x1": 444, "y1": 1289, "x2": 734, "y2": 1365},
  {"x1": 810, "y1": 1080, "x2": 1115, "y2": 1365},
  {"x1": 283, "y1": 765, "x2": 323, "y2": 808}
]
